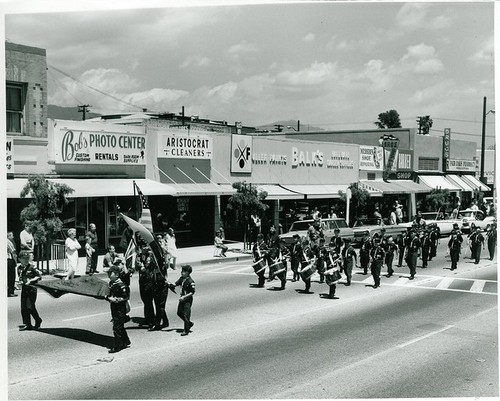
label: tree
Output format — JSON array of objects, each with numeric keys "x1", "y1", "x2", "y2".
[
  {"x1": 20, "y1": 175, "x2": 74, "y2": 274},
  {"x1": 374, "y1": 110, "x2": 402, "y2": 129},
  {"x1": 421, "y1": 188, "x2": 450, "y2": 213},
  {"x1": 339, "y1": 183, "x2": 371, "y2": 224},
  {"x1": 417, "y1": 115, "x2": 433, "y2": 135},
  {"x1": 226, "y1": 182, "x2": 269, "y2": 250}
]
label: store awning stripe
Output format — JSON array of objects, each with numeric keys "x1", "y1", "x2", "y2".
[
  {"x1": 359, "y1": 180, "x2": 431, "y2": 194},
  {"x1": 7, "y1": 178, "x2": 177, "y2": 198},
  {"x1": 444, "y1": 175, "x2": 476, "y2": 192},
  {"x1": 279, "y1": 184, "x2": 349, "y2": 199},
  {"x1": 418, "y1": 175, "x2": 461, "y2": 191},
  {"x1": 460, "y1": 175, "x2": 490, "y2": 192},
  {"x1": 170, "y1": 183, "x2": 235, "y2": 196},
  {"x1": 256, "y1": 185, "x2": 304, "y2": 200}
]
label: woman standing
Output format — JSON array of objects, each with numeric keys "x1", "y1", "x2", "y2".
[
  {"x1": 165, "y1": 228, "x2": 178, "y2": 270},
  {"x1": 65, "y1": 228, "x2": 81, "y2": 280}
]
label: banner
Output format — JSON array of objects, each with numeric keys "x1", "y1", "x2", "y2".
[
  {"x1": 54, "y1": 127, "x2": 146, "y2": 165},
  {"x1": 35, "y1": 275, "x2": 109, "y2": 299},
  {"x1": 446, "y1": 159, "x2": 476, "y2": 172}
]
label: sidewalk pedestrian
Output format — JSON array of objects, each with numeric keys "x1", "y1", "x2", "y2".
[
  {"x1": 17, "y1": 251, "x2": 42, "y2": 331},
  {"x1": 486, "y1": 222, "x2": 497, "y2": 260},
  {"x1": 214, "y1": 231, "x2": 228, "y2": 257},
  {"x1": 19, "y1": 223, "x2": 34, "y2": 252},
  {"x1": 85, "y1": 223, "x2": 99, "y2": 275},
  {"x1": 7, "y1": 231, "x2": 18, "y2": 297},
  {"x1": 165, "y1": 228, "x2": 178, "y2": 270},
  {"x1": 105, "y1": 265, "x2": 131, "y2": 353},
  {"x1": 65, "y1": 228, "x2": 81, "y2": 280},
  {"x1": 170, "y1": 264, "x2": 195, "y2": 336}
]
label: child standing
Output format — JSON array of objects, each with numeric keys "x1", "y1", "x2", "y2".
[
  {"x1": 105, "y1": 263, "x2": 131, "y2": 353},
  {"x1": 17, "y1": 251, "x2": 42, "y2": 331},
  {"x1": 171, "y1": 264, "x2": 196, "y2": 336}
]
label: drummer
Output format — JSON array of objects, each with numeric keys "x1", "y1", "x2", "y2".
[
  {"x1": 299, "y1": 238, "x2": 315, "y2": 293},
  {"x1": 270, "y1": 238, "x2": 289, "y2": 290},
  {"x1": 252, "y1": 233, "x2": 268, "y2": 288},
  {"x1": 288, "y1": 234, "x2": 303, "y2": 282},
  {"x1": 324, "y1": 246, "x2": 342, "y2": 299}
]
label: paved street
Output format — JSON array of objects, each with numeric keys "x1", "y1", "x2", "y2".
[{"x1": 8, "y1": 241, "x2": 498, "y2": 399}]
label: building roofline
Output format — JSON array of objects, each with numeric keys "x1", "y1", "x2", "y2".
[{"x1": 5, "y1": 41, "x2": 46, "y2": 56}]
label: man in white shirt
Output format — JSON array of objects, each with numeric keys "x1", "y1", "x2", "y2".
[{"x1": 20, "y1": 223, "x2": 34, "y2": 252}]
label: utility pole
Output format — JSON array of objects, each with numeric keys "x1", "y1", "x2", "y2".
[
  {"x1": 78, "y1": 104, "x2": 91, "y2": 121},
  {"x1": 480, "y1": 96, "x2": 487, "y2": 184}
]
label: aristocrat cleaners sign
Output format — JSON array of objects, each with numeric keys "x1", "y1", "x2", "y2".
[
  {"x1": 53, "y1": 122, "x2": 146, "y2": 165},
  {"x1": 158, "y1": 131, "x2": 213, "y2": 160}
]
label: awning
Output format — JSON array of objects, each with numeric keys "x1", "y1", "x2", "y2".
[
  {"x1": 7, "y1": 178, "x2": 177, "y2": 198},
  {"x1": 170, "y1": 183, "x2": 236, "y2": 196},
  {"x1": 359, "y1": 180, "x2": 431, "y2": 194},
  {"x1": 460, "y1": 175, "x2": 490, "y2": 192},
  {"x1": 256, "y1": 184, "x2": 304, "y2": 200},
  {"x1": 418, "y1": 175, "x2": 461, "y2": 191},
  {"x1": 445, "y1": 175, "x2": 476, "y2": 192},
  {"x1": 279, "y1": 184, "x2": 348, "y2": 199}
]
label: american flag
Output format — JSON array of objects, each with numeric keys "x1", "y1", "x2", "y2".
[{"x1": 134, "y1": 181, "x2": 153, "y2": 233}]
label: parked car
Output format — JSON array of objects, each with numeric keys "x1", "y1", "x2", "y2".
[
  {"x1": 280, "y1": 218, "x2": 354, "y2": 245},
  {"x1": 352, "y1": 217, "x2": 407, "y2": 245},
  {"x1": 459, "y1": 209, "x2": 496, "y2": 233},
  {"x1": 399, "y1": 212, "x2": 462, "y2": 236}
]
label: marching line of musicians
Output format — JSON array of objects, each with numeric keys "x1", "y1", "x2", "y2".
[{"x1": 251, "y1": 220, "x2": 497, "y2": 298}]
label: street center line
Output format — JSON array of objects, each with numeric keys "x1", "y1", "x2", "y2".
[{"x1": 397, "y1": 325, "x2": 455, "y2": 348}]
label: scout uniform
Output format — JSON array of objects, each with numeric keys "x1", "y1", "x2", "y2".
[
  {"x1": 359, "y1": 233, "x2": 372, "y2": 275},
  {"x1": 370, "y1": 239, "x2": 385, "y2": 288},
  {"x1": 17, "y1": 251, "x2": 42, "y2": 330},
  {"x1": 288, "y1": 234, "x2": 303, "y2": 282},
  {"x1": 448, "y1": 234, "x2": 462, "y2": 271},
  {"x1": 486, "y1": 222, "x2": 497, "y2": 260},
  {"x1": 173, "y1": 265, "x2": 196, "y2": 336},
  {"x1": 342, "y1": 238, "x2": 357, "y2": 285},
  {"x1": 106, "y1": 265, "x2": 131, "y2": 353}
]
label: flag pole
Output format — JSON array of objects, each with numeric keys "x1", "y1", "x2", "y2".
[{"x1": 133, "y1": 180, "x2": 138, "y2": 221}]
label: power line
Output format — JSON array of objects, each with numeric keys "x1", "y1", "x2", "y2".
[
  {"x1": 47, "y1": 68, "x2": 83, "y2": 105},
  {"x1": 49, "y1": 64, "x2": 145, "y2": 111}
]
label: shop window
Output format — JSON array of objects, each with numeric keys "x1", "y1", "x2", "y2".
[
  {"x1": 418, "y1": 157, "x2": 439, "y2": 171},
  {"x1": 367, "y1": 173, "x2": 376, "y2": 180},
  {"x1": 6, "y1": 83, "x2": 25, "y2": 134}
]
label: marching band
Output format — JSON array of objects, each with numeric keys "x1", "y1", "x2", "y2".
[{"x1": 249, "y1": 219, "x2": 490, "y2": 297}]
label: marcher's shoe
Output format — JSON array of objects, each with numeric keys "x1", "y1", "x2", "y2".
[
  {"x1": 124, "y1": 339, "x2": 131, "y2": 347},
  {"x1": 409, "y1": 275, "x2": 414, "y2": 280},
  {"x1": 124, "y1": 315, "x2": 131, "y2": 323},
  {"x1": 161, "y1": 320, "x2": 169, "y2": 329},
  {"x1": 373, "y1": 285, "x2": 379, "y2": 289},
  {"x1": 189, "y1": 321, "x2": 194, "y2": 329},
  {"x1": 346, "y1": 282, "x2": 351, "y2": 286},
  {"x1": 34, "y1": 319, "x2": 42, "y2": 329},
  {"x1": 181, "y1": 331, "x2": 189, "y2": 336},
  {"x1": 94, "y1": 270, "x2": 100, "y2": 273},
  {"x1": 148, "y1": 325, "x2": 161, "y2": 331},
  {"x1": 19, "y1": 325, "x2": 33, "y2": 331},
  {"x1": 8, "y1": 293, "x2": 17, "y2": 297},
  {"x1": 108, "y1": 347, "x2": 123, "y2": 354}
]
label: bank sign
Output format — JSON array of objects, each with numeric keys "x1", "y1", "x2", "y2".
[
  {"x1": 158, "y1": 131, "x2": 213, "y2": 160},
  {"x1": 55, "y1": 127, "x2": 146, "y2": 165}
]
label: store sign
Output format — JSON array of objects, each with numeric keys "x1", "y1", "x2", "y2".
[
  {"x1": 387, "y1": 149, "x2": 414, "y2": 180},
  {"x1": 443, "y1": 128, "x2": 451, "y2": 159},
  {"x1": 158, "y1": 132, "x2": 212, "y2": 160},
  {"x1": 359, "y1": 146, "x2": 383, "y2": 171},
  {"x1": 55, "y1": 128, "x2": 147, "y2": 165},
  {"x1": 6, "y1": 136, "x2": 14, "y2": 174},
  {"x1": 446, "y1": 158, "x2": 476, "y2": 172},
  {"x1": 231, "y1": 134, "x2": 252, "y2": 173}
]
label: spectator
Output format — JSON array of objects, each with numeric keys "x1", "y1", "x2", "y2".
[
  {"x1": 85, "y1": 223, "x2": 99, "y2": 275},
  {"x1": 65, "y1": 228, "x2": 81, "y2": 280},
  {"x1": 19, "y1": 223, "x2": 34, "y2": 252},
  {"x1": 214, "y1": 231, "x2": 228, "y2": 257},
  {"x1": 165, "y1": 227, "x2": 178, "y2": 270},
  {"x1": 389, "y1": 207, "x2": 397, "y2": 225},
  {"x1": 7, "y1": 231, "x2": 17, "y2": 297},
  {"x1": 103, "y1": 245, "x2": 118, "y2": 272},
  {"x1": 394, "y1": 201, "x2": 403, "y2": 224},
  {"x1": 373, "y1": 206, "x2": 382, "y2": 220}
]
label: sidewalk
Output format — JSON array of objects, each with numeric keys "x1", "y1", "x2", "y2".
[{"x1": 49, "y1": 241, "x2": 253, "y2": 278}]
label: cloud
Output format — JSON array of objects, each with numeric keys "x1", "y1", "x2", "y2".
[
  {"x1": 396, "y1": 3, "x2": 453, "y2": 31},
  {"x1": 276, "y1": 62, "x2": 337, "y2": 87},
  {"x1": 400, "y1": 43, "x2": 445, "y2": 74},
  {"x1": 468, "y1": 36, "x2": 494, "y2": 64},
  {"x1": 179, "y1": 55, "x2": 212, "y2": 69},
  {"x1": 227, "y1": 40, "x2": 260, "y2": 59},
  {"x1": 302, "y1": 33, "x2": 315, "y2": 42},
  {"x1": 79, "y1": 68, "x2": 142, "y2": 93}
]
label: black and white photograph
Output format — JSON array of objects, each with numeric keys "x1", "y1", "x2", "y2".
[{"x1": 2, "y1": 0, "x2": 497, "y2": 399}]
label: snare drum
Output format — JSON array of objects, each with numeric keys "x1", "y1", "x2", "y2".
[
  {"x1": 269, "y1": 260, "x2": 286, "y2": 276},
  {"x1": 299, "y1": 262, "x2": 316, "y2": 281},
  {"x1": 325, "y1": 269, "x2": 341, "y2": 285},
  {"x1": 252, "y1": 258, "x2": 267, "y2": 274}
]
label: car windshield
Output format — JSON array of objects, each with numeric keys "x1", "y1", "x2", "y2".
[
  {"x1": 353, "y1": 218, "x2": 381, "y2": 227},
  {"x1": 289, "y1": 221, "x2": 313, "y2": 231},
  {"x1": 336, "y1": 220, "x2": 348, "y2": 228},
  {"x1": 460, "y1": 211, "x2": 476, "y2": 218}
]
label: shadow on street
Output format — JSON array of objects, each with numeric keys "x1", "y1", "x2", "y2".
[{"x1": 36, "y1": 327, "x2": 114, "y2": 348}]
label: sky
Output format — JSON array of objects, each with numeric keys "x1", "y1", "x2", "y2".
[{"x1": 1, "y1": 0, "x2": 497, "y2": 148}]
